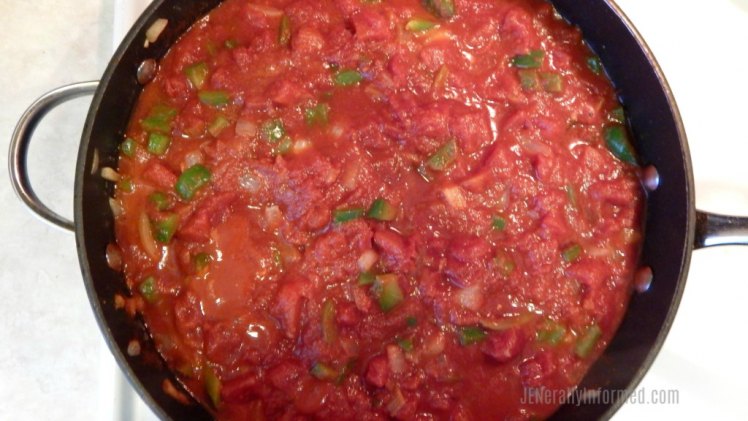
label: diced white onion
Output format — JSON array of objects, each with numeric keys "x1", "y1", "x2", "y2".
[
  {"x1": 138, "y1": 212, "x2": 159, "y2": 260},
  {"x1": 423, "y1": 332, "x2": 446, "y2": 356},
  {"x1": 265, "y1": 205, "x2": 282, "y2": 228},
  {"x1": 341, "y1": 160, "x2": 360, "y2": 190},
  {"x1": 101, "y1": 167, "x2": 120, "y2": 182},
  {"x1": 183, "y1": 151, "x2": 203, "y2": 168},
  {"x1": 235, "y1": 118, "x2": 258, "y2": 137},
  {"x1": 622, "y1": 228, "x2": 640, "y2": 244},
  {"x1": 145, "y1": 18, "x2": 168, "y2": 44},
  {"x1": 162, "y1": 379, "x2": 190, "y2": 405},
  {"x1": 587, "y1": 246, "x2": 613, "y2": 258},
  {"x1": 386, "y1": 344, "x2": 406, "y2": 374},
  {"x1": 460, "y1": 170, "x2": 488, "y2": 192},
  {"x1": 364, "y1": 84, "x2": 386, "y2": 101},
  {"x1": 127, "y1": 340, "x2": 141, "y2": 356},
  {"x1": 106, "y1": 243, "x2": 123, "y2": 271},
  {"x1": 497, "y1": 187, "x2": 510, "y2": 209},
  {"x1": 456, "y1": 285, "x2": 483, "y2": 311},
  {"x1": 247, "y1": 3, "x2": 283, "y2": 17},
  {"x1": 109, "y1": 198, "x2": 123, "y2": 218},
  {"x1": 424, "y1": 28, "x2": 452, "y2": 44},
  {"x1": 239, "y1": 171, "x2": 261, "y2": 193},
  {"x1": 635, "y1": 266, "x2": 654, "y2": 293},
  {"x1": 279, "y1": 243, "x2": 301, "y2": 266},
  {"x1": 522, "y1": 140, "x2": 552, "y2": 156},
  {"x1": 90, "y1": 149, "x2": 100, "y2": 175},
  {"x1": 329, "y1": 123, "x2": 344, "y2": 139},
  {"x1": 293, "y1": 139, "x2": 312, "y2": 153},
  {"x1": 357, "y1": 249, "x2": 379, "y2": 272},
  {"x1": 442, "y1": 185, "x2": 467, "y2": 209},
  {"x1": 387, "y1": 388, "x2": 407, "y2": 417},
  {"x1": 113, "y1": 294, "x2": 125, "y2": 310},
  {"x1": 125, "y1": 297, "x2": 140, "y2": 317}
]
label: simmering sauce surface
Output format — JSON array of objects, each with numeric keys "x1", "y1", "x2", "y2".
[{"x1": 113, "y1": 0, "x2": 644, "y2": 419}]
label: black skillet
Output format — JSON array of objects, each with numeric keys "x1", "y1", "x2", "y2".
[{"x1": 8, "y1": 0, "x2": 748, "y2": 419}]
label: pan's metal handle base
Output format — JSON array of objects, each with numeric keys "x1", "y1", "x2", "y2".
[
  {"x1": 694, "y1": 210, "x2": 748, "y2": 249},
  {"x1": 8, "y1": 81, "x2": 99, "y2": 232}
]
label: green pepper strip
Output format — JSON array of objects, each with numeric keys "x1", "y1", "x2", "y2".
[
  {"x1": 397, "y1": 338, "x2": 414, "y2": 352},
  {"x1": 203, "y1": 366, "x2": 222, "y2": 408},
  {"x1": 372, "y1": 274, "x2": 404, "y2": 313},
  {"x1": 148, "y1": 191, "x2": 171, "y2": 211},
  {"x1": 279, "y1": 14, "x2": 291, "y2": 46},
  {"x1": 141, "y1": 105, "x2": 177, "y2": 132},
  {"x1": 512, "y1": 50, "x2": 544, "y2": 69},
  {"x1": 120, "y1": 138, "x2": 137, "y2": 157},
  {"x1": 275, "y1": 136, "x2": 293, "y2": 155},
  {"x1": 198, "y1": 90, "x2": 230, "y2": 107},
  {"x1": 492, "y1": 215, "x2": 506, "y2": 231},
  {"x1": 310, "y1": 362, "x2": 338, "y2": 381},
  {"x1": 333, "y1": 207, "x2": 364, "y2": 223},
  {"x1": 603, "y1": 124, "x2": 637, "y2": 165},
  {"x1": 184, "y1": 62, "x2": 209, "y2": 89},
  {"x1": 147, "y1": 132, "x2": 170, "y2": 156},
  {"x1": 537, "y1": 321, "x2": 567, "y2": 346},
  {"x1": 562, "y1": 243, "x2": 582, "y2": 262},
  {"x1": 194, "y1": 252, "x2": 212, "y2": 273},
  {"x1": 539, "y1": 72, "x2": 563, "y2": 93},
  {"x1": 406, "y1": 19, "x2": 437, "y2": 32},
  {"x1": 271, "y1": 247, "x2": 283, "y2": 269},
  {"x1": 335, "y1": 359, "x2": 356, "y2": 385},
  {"x1": 575, "y1": 324, "x2": 602, "y2": 358},
  {"x1": 458, "y1": 326, "x2": 487, "y2": 346},
  {"x1": 587, "y1": 56, "x2": 603, "y2": 75},
  {"x1": 304, "y1": 103, "x2": 330, "y2": 126},
  {"x1": 321, "y1": 300, "x2": 338, "y2": 344},
  {"x1": 334, "y1": 69, "x2": 364, "y2": 86},
  {"x1": 358, "y1": 272, "x2": 376, "y2": 286},
  {"x1": 205, "y1": 41, "x2": 218, "y2": 57},
  {"x1": 422, "y1": 0, "x2": 456, "y2": 19},
  {"x1": 565, "y1": 184, "x2": 578, "y2": 208},
  {"x1": 118, "y1": 177, "x2": 134, "y2": 193},
  {"x1": 480, "y1": 313, "x2": 534, "y2": 331},
  {"x1": 609, "y1": 107, "x2": 626, "y2": 124},
  {"x1": 175, "y1": 164, "x2": 212, "y2": 200},
  {"x1": 139, "y1": 276, "x2": 158, "y2": 303},
  {"x1": 208, "y1": 115, "x2": 230, "y2": 137},
  {"x1": 427, "y1": 139, "x2": 457, "y2": 171},
  {"x1": 152, "y1": 213, "x2": 179, "y2": 243},
  {"x1": 367, "y1": 198, "x2": 398, "y2": 221},
  {"x1": 518, "y1": 69, "x2": 539, "y2": 90},
  {"x1": 261, "y1": 119, "x2": 286, "y2": 143}
]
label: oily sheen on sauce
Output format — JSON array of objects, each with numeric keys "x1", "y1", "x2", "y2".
[{"x1": 112, "y1": 0, "x2": 644, "y2": 419}]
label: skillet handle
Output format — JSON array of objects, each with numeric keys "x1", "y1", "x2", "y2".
[
  {"x1": 8, "y1": 81, "x2": 99, "y2": 232},
  {"x1": 694, "y1": 210, "x2": 748, "y2": 248}
]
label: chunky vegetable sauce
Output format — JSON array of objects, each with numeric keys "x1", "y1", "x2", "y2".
[{"x1": 113, "y1": 0, "x2": 644, "y2": 419}]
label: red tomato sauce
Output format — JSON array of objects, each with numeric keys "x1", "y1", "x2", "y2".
[{"x1": 113, "y1": 0, "x2": 644, "y2": 419}]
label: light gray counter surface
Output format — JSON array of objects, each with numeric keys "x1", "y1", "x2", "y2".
[{"x1": 1, "y1": 1, "x2": 747, "y2": 419}]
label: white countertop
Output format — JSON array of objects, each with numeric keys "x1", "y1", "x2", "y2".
[{"x1": 1, "y1": 0, "x2": 746, "y2": 419}]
